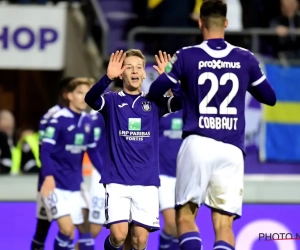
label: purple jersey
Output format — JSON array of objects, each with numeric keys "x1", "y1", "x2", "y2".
[
  {"x1": 40, "y1": 108, "x2": 96, "y2": 191},
  {"x1": 159, "y1": 110, "x2": 183, "y2": 177},
  {"x1": 165, "y1": 39, "x2": 272, "y2": 153},
  {"x1": 85, "y1": 75, "x2": 182, "y2": 186},
  {"x1": 98, "y1": 91, "x2": 173, "y2": 186},
  {"x1": 37, "y1": 105, "x2": 62, "y2": 191},
  {"x1": 38, "y1": 105, "x2": 61, "y2": 144}
]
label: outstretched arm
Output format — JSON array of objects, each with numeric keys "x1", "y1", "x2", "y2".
[
  {"x1": 247, "y1": 53, "x2": 276, "y2": 106},
  {"x1": 85, "y1": 50, "x2": 128, "y2": 111},
  {"x1": 148, "y1": 51, "x2": 183, "y2": 98}
]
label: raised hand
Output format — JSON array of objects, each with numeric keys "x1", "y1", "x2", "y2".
[
  {"x1": 107, "y1": 50, "x2": 128, "y2": 80},
  {"x1": 153, "y1": 50, "x2": 171, "y2": 75}
]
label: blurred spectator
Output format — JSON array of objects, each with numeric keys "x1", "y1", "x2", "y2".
[
  {"x1": 11, "y1": 129, "x2": 40, "y2": 175},
  {"x1": 0, "y1": 110, "x2": 14, "y2": 174},
  {"x1": 0, "y1": 110, "x2": 15, "y2": 149},
  {"x1": 270, "y1": 0, "x2": 300, "y2": 58},
  {"x1": 146, "y1": 0, "x2": 198, "y2": 54},
  {"x1": 0, "y1": 131, "x2": 12, "y2": 174}
]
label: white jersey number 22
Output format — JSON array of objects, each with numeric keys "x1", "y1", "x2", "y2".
[{"x1": 198, "y1": 72, "x2": 239, "y2": 115}]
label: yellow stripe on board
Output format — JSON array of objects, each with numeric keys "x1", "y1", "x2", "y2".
[{"x1": 263, "y1": 102, "x2": 300, "y2": 124}]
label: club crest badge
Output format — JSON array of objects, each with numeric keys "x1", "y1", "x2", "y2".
[
  {"x1": 142, "y1": 101, "x2": 151, "y2": 112},
  {"x1": 84, "y1": 123, "x2": 91, "y2": 133}
]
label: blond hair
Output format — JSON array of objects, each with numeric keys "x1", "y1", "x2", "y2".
[
  {"x1": 66, "y1": 77, "x2": 94, "y2": 92},
  {"x1": 124, "y1": 49, "x2": 146, "y2": 67}
]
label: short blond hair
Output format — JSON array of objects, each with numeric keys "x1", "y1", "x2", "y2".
[
  {"x1": 66, "y1": 77, "x2": 94, "y2": 92},
  {"x1": 124, "y1": 49, "x2": 146, "y2": 67}
]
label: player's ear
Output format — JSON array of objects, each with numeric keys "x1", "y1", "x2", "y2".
[
  {"x1": 142, "y1": 68, "x2": 146, "y2": 80},
  {"x1": 198, "y1": 18, "x2": 203, "y2": 29},
  {"x1": 66, "y1": 92, "x2": 73, "y2": 101},
  {"x1": 224, "y1": 19, "x2": 228, "y2": 28},
  {"x1": 119, "y1": 74, "x2": 123, "y2": 80}
]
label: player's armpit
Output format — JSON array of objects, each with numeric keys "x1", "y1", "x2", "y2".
[
  {"x1": 85, "y1": 75, "x2": 112, "y2": 111},
  {"x1": 247, "y1": 80, "x2": 276, "y2": 106}
]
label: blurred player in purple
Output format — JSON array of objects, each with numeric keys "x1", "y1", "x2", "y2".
[
  {"x1": 148, "y1": 1, "x2": 276, "y2": 249},
  {"x1": 40, "y1": 78, "x2": 102, "y2": 250},
  {"x1": 158, "y1": 104, "x2": 183, "y2": 250},
  {"x1": 31, "y1": 76, "x2": 74, "y2": 250},
  {"x1": 85, "y1": 49, "x2": 182, "y2": 250}
]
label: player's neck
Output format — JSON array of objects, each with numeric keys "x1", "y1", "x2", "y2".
[
  {"x1": 123, "y1": 87, "x2": 141, "y2": 95},
  {"x1": 203, "y1": 31, "x2": 225, "y2": 41},
  {"x1": 68, "y1": 105, "x2": 82, "y2": 114}
]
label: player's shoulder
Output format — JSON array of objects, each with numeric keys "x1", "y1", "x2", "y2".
[
  {"x1": 41, "y1": 105, "x2": 61, "y2": 121},
  {"x1": 50, "y1": 107, "x2": 74, "y2": 124},
  {"x1": 181, "y1": 41, "x2": 254, "y2": 60},
  {"x1": 103, "y1": 90, "x2": 123, "y2": 98}
]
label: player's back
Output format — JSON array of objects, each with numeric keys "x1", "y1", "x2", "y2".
[{"x1": 176, "y1": 39, "x2": 259, "y2": 152}]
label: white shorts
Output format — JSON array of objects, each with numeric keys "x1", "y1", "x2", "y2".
[
  {"x1": 80, "y1": 182, "x2": 90, "y2": 210},
  {"x1": 104, "y1": 184, "x2": 160, "y2": 231},
  {"x1": 89, "y1": 169, "x2": 106, "y2": 225},
  {"x1": 159, "y1": 175, "x2": 176, "y2": 211},
  {"x1": 176, "y1": 135, "x2": 244, "y2": 217},
  {"x1": 36, "y1": 183, "x2": 89, "y2": 221},
  {"x1": 36, "y1": 192, "x2": 48, "y2": 220},
  {"x1": 42, "y1": 188, "x2": 85, "y2": 225}
]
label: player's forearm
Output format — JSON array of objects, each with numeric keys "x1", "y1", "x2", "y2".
[
  {"x1": 148, "y1": 73, "x2": 177, "y2": 98},
  {"x1": 87, "y1": 147, "x2": 103, "y2": 174},
  {"x1": 169, "y1": 96, "x2": 183, "y2": 112},
  {"x1": 40, "y1": 143, "x2": 55, "y2": 177},
  {"x1": 248, "y1": 81, "x2": 277, "y2": 106},
  {"x1": 85, "y1": 75, "x2": 112, "y2": 110}
]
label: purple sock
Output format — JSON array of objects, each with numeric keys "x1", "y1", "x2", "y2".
[
  {"x1": 104, "y1": 235, "x2": 122, "y2": 250},
  {"x1": 68, "y1": 240, "x2": 75, "y2": 250},
  {"x1": 54, "y1": 232, "x2": 70, "y2": 250},
  {"x1": 159, "y1": 231, "x2": 174, "y2": 250},
  {"x1": 78, "y1": 233, "x2": 94, "y2": 250},
  {"x1": 179, "y1": 232, "x2": 202, "y2": 250},
  {"x1": 214, "y1": 240, "x2": 234, "y2": 250},
  {"x1": 172, "y1": 238, "x2": 180, "y2": 249}
]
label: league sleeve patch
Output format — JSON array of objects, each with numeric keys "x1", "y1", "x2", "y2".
[
  {"x1": 165, "y1": 62, "x2": 173, "y2": 73},
  {"x1": 44, "y1": 126, "x2": 55, "y2": 138},
  {"x1": 170, "y1": 54, "x2": 178, "y2": 64}
]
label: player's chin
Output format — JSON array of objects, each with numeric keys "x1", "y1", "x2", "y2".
[
  {"x1": 79, "y1": 104, "x2": 87, "y2": 111},
  {"x1": 129, "y1": 81, "x2": 142, "y2": 89}
]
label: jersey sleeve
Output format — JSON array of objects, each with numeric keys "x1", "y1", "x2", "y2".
[
  {"x1": 85, "y1": 75, "x2": 112, "y2": 112},
  {"x1": 247, "y1": 52, "x2": 276, "y2": 106},
  {"x1": 165, "y1": 49, "x2": 185, "y2": 82},
  {"x1": 42, "y1": 118, "x2": 61, "y2": 145},
  {"x1": 40, "y1": 118, "x2": 61, "y2": 177},
  {"x1": 148, "y1": 50, "x2": 184, "y2": 98},
  {"x1": 248, "y1": 53, "x2": 267, "y2": 87}
]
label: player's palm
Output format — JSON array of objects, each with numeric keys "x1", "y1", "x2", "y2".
[
  {"x1": 153, "y1": 51, "x2": 171, "y2": 75},
  {"x1": 40, "y1": 176, "x2": 56, "y2": 198},
  {"x1": 107, "y1": 50, "x2": 128, "y2": 80}
]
